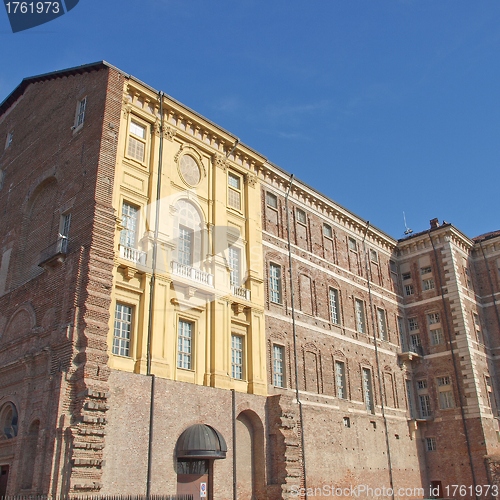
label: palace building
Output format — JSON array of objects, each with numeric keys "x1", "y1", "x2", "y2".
[{"x1": 0, "y1": 61, "x2": 499, "y2": 500}]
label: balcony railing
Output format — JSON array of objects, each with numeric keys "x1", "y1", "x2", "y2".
[
  {"x1": 119, "y1": 245, "x2": 147, "y2": 266},
  {"x1": 231, "y1": 285, "x2": 251, "y2": 301},
  {"x1": 171, "y1": 261, "x2": 214, "y2": 287},
  {"x1": 38, "y1": 237, "x2": 68, "y2": 266}
]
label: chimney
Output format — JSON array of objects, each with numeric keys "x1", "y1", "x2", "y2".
[{"x1": 430, "y1": 218, "x2": 440, "y2": 229}]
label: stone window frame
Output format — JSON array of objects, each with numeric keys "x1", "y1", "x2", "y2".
[
  {"x1": 354, "y1": 298, "x2": 367, "y2": 334},
  {"x1": 328, "y1": 287, "x2": 341, "y2": 326},
  {"x1": 72, "y1": 96, "x2": 87, "y2": 133},
  {"x1": 227, "y1": 170, "x2": 243, "y2": 212},
  {"x1": 112, "y1": 302, "x2": 134, "y2": 358},
  {"x1": 272, "y1": 343, "x2": 286, "y2": 388},
  {"x1": 177, "y1": 318, "x2": 195, "y2": 371},
  {"x1": 231, "y1": 333, "x2": 245, "y2": 381},
  {"x1": 269, "y1": 262, "x2": 283, "y2": 305},
  {"x1": 126, "y1": 115, "x2": 149, "y2": 165}
]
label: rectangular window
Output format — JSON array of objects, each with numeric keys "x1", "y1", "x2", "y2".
[
  {"x1": 228, "y1": 246, "x2": 241, "y2": 287},
  {"x1": 410, "y1": 334, "x2": 421, "y2": 348},
  {"x1": 178, "y1": 225, "x2": 193, "y2": 266},
  {"x1": 405, "y1": 284, "x2": 415, "y2": 296},
  {"x1": 362, "y1": 368, "x2": 374, "y2": 413},
  {"x1": 75, "y1": 96, "x2": 87, "y2": 128},
  {"x1": 329, "y1": 288, "x2": 340, "y2": 325},
  {"x1": 408, "y1": 317, "x2": 419, "y2": 331},
  {"x1": 417, "y1": 379, "x2": 427, "y2": 390},
  {"x1": 355, "y1": 299, "x2": 366, "y2": 334},
  {"x1": 430, "y1": 328, "x2": 444, "y2": 345},
  {"x1": 402, "y1": 272, "x2": 411, "y2": 281},
  {"x1": 427, "y1": 312, "x2": 440, "y2": 324},
  {"x1": 419, "y1": 394, "x2": 432, "y2": 417},
  {"x1": 273, "y1": 345, "x2": 285, "y2": 388},
  {"x1": 377, "y1": 308, "x2": 387, "y2": 340},
  {"x1": 266, "y1": 191, "x2": 278, "y2": 209},
  {"x1": 348, "y1": 237, "x2": 357, "y2": 251},
  {"x1": 323, "y1": 223, "x2": 333, "y2": 239},
  {"x1": 406, "y1": 380, "x2": 416, "y2": 418},
  {"x1": 437, "y1": 376, "x2": 454, "y2": 409},
  {"x1": 426, "y1": 437, "x2": 437, "y2": 451},
  {"x1": 120, "y1": 202, "x2": 139, "y2": 248},
  {"x1": 397, "y1": 316, "x2": 405, "y2": 346},
  {"x1": 5, "y1": 131, "x2": 13, "y2": 149},
  {"x1": 370, "y1": 249, "x2": 378, "y2": 263},
  {"x1": 420, "y1": 266, "x2": 432, "y2": 275},
  {"x1": 269, "y1": 263, "x2": 282, "y2": 304},
  {"x1": 127, "y1": 120, "x2": 147, "y2": 162},
  {"x1": 439, "y1": 390, "x2": 455, "y2": 409},
  {"x1": 178, "y1": 320, "x2": 193, "y2": 369},
  {"x1": 60, "y1": 213, "x2": 71, "y2": 238},
  {"x1": 112, "y1": 303, "x2": 132, "y2": 357},
  {"x1": 423, "y1": 278, "x2": 435, "y2": 291},
  {"x1": 296, "y1": 208, "x2": 306, "y2": 224},
  {"x1": 335, "y1": 361, "x2": 346, "y2": 399},
  {"x1": 231, "y1": 334, "x2": 244, "y2": 380},
  {"x1": 228, "y1": 172, "x2": 242, "y2": 210},
  {"x1": 465, "y1": 267, "x2": 472, "y2": 288}
]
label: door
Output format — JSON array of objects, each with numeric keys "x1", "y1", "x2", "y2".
[
  {"x1": 0, "y1": 465, "x2": 9, "y2": 497},
  {"x1": 177, "y1": 459, "x2": 210, "y2": 500}
]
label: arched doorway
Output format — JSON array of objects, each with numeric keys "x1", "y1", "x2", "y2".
[{"x1": 176, "y1": 424, "x2": 226, "y2": 500}]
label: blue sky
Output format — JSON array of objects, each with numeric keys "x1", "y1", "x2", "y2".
[{"x1": 1, "y1": 0, "x2": 499, "y2": 240}]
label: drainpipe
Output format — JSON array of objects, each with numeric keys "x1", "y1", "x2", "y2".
[
  {"x1": 146, "y1": 90, "x2": 165, "y2": 498},
  {"x1": 284, "y1": 174, "x2": 308, "y2": 497},
  {"x1": 429, "y1": 231, "x2": 478, "y2": 500},
  {"x1": 232, "y1": 389, "x2": 237, "y2": 500},
  {"x1": 361, "y1": 222, "x2": 395, "y2": 500}
]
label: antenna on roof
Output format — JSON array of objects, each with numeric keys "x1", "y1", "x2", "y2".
[{"x1": 403, "y1": 212, "x2": 413, "y2": 235}]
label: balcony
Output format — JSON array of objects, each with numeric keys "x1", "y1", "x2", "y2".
[
  {"x1": 171, "y1": 261, "x2": 214, "y2": 287},
  {"x1": 38, "y1": 237, "x2": 68, "y2": 267},
  {"x1": 231, "y1": 285, "x2": 251, "y2": 301},
  {"x1": 398, "y1": 343, "x2": 424, "y2": 364},
  {"x1": 119, "y1": 245, "x2": 147, "y2": 266}
]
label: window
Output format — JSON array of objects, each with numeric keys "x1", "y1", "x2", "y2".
[
  {"x1": 355, "y1": 299, "x2": 366, "y2": 333},
  {"x1": 402, "y1": 272, "x2": 411, "y2": 280},
  {"x1": 269, "y1": 263, "x2": 282, "y2": 304},
  {"x1": 410, "y1": 334, "x2": 421, "y2": 349},
  {"x1": 473, "y1": 313, "x2": 484, "y2": 344},
  {"x1": 60, "y1": 213, "x2": 71, "y2": 238},
  {"x1": 485, "y1": 376, "x2": 497, "y2": 412},
  {"x1": 362, "y1": 368, "x2": 374, "y2": 413},
  {"x1": 0, "y1": 402, "x2": 18, "y2": 439},
  {"x1": 408, "y1": 317, "x2": 419, "y2": 331},
  {"x1": 121, "y1": 202, "x2": 139, "y2": 248},
  {"x1": 228, "y1": 246, "x2": 241, "y2": 287},
  {"x1": 430, "y1": 328, "x2": 444, "y2": 345},
  {"x1": 423, "y1": 278, "x2": 435, "y2": 291},
  {"x1": 465, "y1": 267, "x2": 472, "y2": 289},
  {"x1": 437, "y1": 376, "x2": 454, "y2": 409},
  {"x1": 426, "y1": 437, "x2": 437, "y2": 451},
  {"x1": 343, "y1": 417, "x2": 351, "y2": 427},
  {"x1": 127, "y1": 120, "x2": 147, "y2": 162},
  {"x1": 113, "y1": 303, "x2": 132, "y2": 357},
  {"x1": 329, "y1": 288, "x2": 340, "y2": 325},
  {"x1": 266, "y1": 191, "x2": 278, "y2": 209},
  {"x1": 74, "y1": 96, "x2": 87, "y2": 129},
  {"x1": 419, "y1": 394, "x2": 432, "y2": 418},
  {"x1": 377, "y1": 308, "x2": 387, "y2": 340},
  {"x1": 231, "y1": 334, "x2": 244, "y2": 380},
  {"x1": 178, "y1": 320, "x2": 193, "y2": 370},
  {"x1": 397, "y1": 316, "x2": 405, "y2": 346},
  {"x1": 273, "y1": 345, "x2": 285, "y2": 387},
  {"x1": 427, "y1": 312, "x2": 440, "y2": 325},
  {"x1": 228, "y1": 172, "x2": 242, "y2": 210},
  {"x1": 335, "y1": 361, "x2": 346, "y2": 399},
  {"x1": 417, "y1": 379, "x2": 427, "y2": 390},
  {"x1": 405, "y1": 284, "x2": 414, "y2": 296},
  {"x1": 370, "y1": 249, "x2": 378, "y2": 263},
  {"x1": 323, "y1": 223, "x2": 333, "y2": 239},
  {"x1": 406, "y1": 380, "x2": 416, "y2": 418},
  {"x1": 421, "y1": 266, "x2": 432, "y2": 275},
  {"x1": 348, "y1": 237, "x2": 357, "y2": 251},
  {"x1": 178, "y1": 225, "x2": 193, "y2": 266},
  {"x1": 296, "y1": 208, "x2": 306, "y2": 224},
  {"x1": 5, "y1": 131, "x2": 13, "y2": 149}
]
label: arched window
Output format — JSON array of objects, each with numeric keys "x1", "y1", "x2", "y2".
[{"x1": 0, "y1": 402, "x2": 18, "y2": 440}]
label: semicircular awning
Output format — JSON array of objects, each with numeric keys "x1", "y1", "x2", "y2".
[{"x1": 176, "y1": 424, "x2": 227, "y2": 459}]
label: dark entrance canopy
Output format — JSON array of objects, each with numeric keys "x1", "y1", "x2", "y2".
[{"x1": 176, "y1": 424, "x2": 227, "y2": 459}]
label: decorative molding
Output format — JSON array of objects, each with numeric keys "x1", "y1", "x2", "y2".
[{"x1": 213, "y1": 153, "x2": 227, "y2": 172}]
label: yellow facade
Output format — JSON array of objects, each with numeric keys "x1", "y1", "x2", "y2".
[{"x1": 107, "y1": 79, "x2": 267, "y2": 396}]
